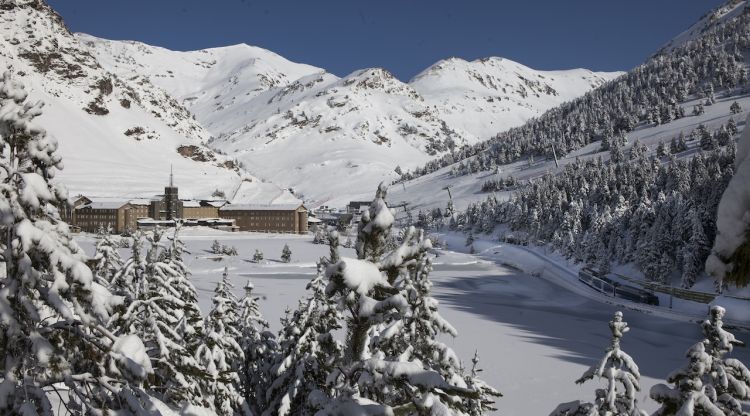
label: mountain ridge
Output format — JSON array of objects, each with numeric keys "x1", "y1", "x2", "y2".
[{"x1": 78, "y1": 32, "x2": 618, "y2": 206}]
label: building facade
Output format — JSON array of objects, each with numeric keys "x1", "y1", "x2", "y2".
[
  {"x1": 182, "y1": 201, "x2": 220, "y2": 219},
  {"x1": 220, "y1": 203, "x2": 308, "y2": 233},
  {"x1": 74, "y1": 200, "x2": 137, "y2": 233}
]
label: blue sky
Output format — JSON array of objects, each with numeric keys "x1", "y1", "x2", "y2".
[{"x1": 48, "y1": 0, "x2": 725, "y2": 81}]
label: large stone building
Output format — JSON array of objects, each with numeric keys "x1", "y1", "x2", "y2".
[
  {"x1": 70, "y1": 170, "x2": 308, "y2": 235},
  {"x1": 219, "y1": 203, "x2": 308, "y2": 233},
  {"x1": 73, "y1": 197, "x2": 143, "y2": 233}
]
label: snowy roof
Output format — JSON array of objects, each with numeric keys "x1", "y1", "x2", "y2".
[
  {"x1": 78, "y1": 200, "x2": 129, "y2": 210},
  {"x1": 182, "y1": 200, "x2": 201, "y2": 208},
  {"x1": 307, "y1": 217, "x2": 323, "y2": 223},
  {"x1": 128, "y1": 199, "x2": 152, "y2": 206},
  {"x1": 203, "y1": 200, "x2": 227, "y2": 208},
  {"x1": 136, "y1": 219, "x2": 176, "y2": 225},
  {"x1": 220, "y1": 203, "x2": 305, "y2": 212}
]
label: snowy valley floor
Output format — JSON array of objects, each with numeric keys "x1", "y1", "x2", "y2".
[{"x1": 75, "y1": 228, "x2": 750, "y2": 416}]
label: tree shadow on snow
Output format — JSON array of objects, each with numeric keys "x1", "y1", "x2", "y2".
[{"x1": 432, "y1": 271, "x2": 750, "y2": 381}]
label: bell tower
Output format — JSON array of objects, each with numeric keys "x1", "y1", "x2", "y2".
[{"x1": 163, "y1": 165, "x2": 182, "y2": 220}]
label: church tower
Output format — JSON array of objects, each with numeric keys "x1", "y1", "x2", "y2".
[{"x1": 163, "y1": 165, "x2": 182, "y2": 220}]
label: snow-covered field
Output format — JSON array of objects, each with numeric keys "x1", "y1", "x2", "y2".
[{"x1": 75, "y1": 229, "x2": 750, "y2": 415}]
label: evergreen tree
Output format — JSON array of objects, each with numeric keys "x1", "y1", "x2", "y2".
[
  {"x1": 281, "y1": 244, "x2": 292, "y2": 263},
  {"x1": 552, "y1": 312, "x2": 647, "y2": 416},
  {"x1": 699, "y1": 124, "x2": 717, "y2": 150},
  {"x1": 656, "y1": 140, "x2": 667, "y2": 159},
  {"x1": 92, "y1": 224, "x2": 124, "y2": 285},
  {"x1": 198, "y1": 267, "x2": 246, "y2": 415},
  {"x1": 212, "y1": 239, "x2": 223, "y2": 254},
  {"x1": 727, "y1": 118, "x2": 738, "y2": 137},
  {"x1": 264, "y1": 262, "x2": 343, "y2": 415},
  {"x1": 238, "y1": 279, "x2": 276, "y2": 414},
  {"x1": 318, "y1": 184, "x2": 499, "y2": 414},
  {"x1": 0, "y1": 71, "x2": 153, "y2": 413},
  {"x1": 466, "y1": 229, "x2": 475, "y2": 246},
  {"x1": 681, "y1": 209, "x2": 707, "y2": 288},
  {"x1": 651, "y1": 306, "x2": 750, "y2": 415},
  {"x1": 694, "y1": 103, "x2": 705, "y2": 116},
  {"x1": 730, "y1": 101, "x2": 742, "y2": 114},
  {"x1": 110, "y1": 228, "x2": 209, "y2": 408},
  {"x1": 253, "y1": 248, "x2": 264, "y2": 262}
]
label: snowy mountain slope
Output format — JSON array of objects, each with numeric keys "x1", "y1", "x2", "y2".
[
  {"x1": 410, "y1": 57, "x2": 622, "y2": 139},
  {"x1": 388, "y1": 93, "x2": 750, "y2": 215},
  {"x1": 76, "y1": 37, "x2": 472, "y2": 204},
  {"x1": 75, "y1": 33, "x2": 323, "y2": 133},
  {"x1": 388, "y1": 0, "x2": 750, "y2": 291},
  {"x1": 77, "y1": 35, "x2": 481, "y2": 205},
  {"x1": 79, "y1": 34, "x2": 616, "y2": 206},
  {"x1": 0, "y1": 0, "x2": 297, "y2": 202},
  {"x1": 204, "y1": 67, "x2": 481, "y2": 206},
  {"x1": 658, "y1": 0, "x2": 748, "y2": 53}
]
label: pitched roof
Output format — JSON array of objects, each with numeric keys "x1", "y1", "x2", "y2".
[
  {"x1": 79, "y1": 200, "x2": 129, "y2": 210},
  {"x1": 203, "y1": 200, "x2": 228, "y2": 208},
  {"x1": 220, "y1": 203, "x2": 305, "y2": 212},
  {"x1": 129, "y1": 199, "x2": 152, "y2": 206}
]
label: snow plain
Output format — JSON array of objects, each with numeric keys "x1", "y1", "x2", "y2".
[{"x1": 75, "y1": 229, "x2": 750, "y2": 415}]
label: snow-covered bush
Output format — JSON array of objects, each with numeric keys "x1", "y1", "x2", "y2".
[
  {"x1": 212, "y1": 239, "x2": 223, "y2": 254},
  {"x1": 650, "y1": 306, "x2": 750, "y2": 415},
  {"x1": 313, "y1": 226, "x2": 328, "y2": 244},
  {"x1": 253, "y1": 248, "x2": 264, "y2": 262},
  {"x1": 551, "y1": 311, "x2": 647, "y2": 416},
  {"x1": 707, "y1": 114, "x2": 750, "y2": 289},
  {"x1": 281, "y1": 243, "x2": 292, "y2": 263},
  {"x1": 210, "y1": 239, "x2": 238, "y2": 256}
]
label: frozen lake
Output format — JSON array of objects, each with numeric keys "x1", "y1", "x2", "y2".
[{"x1": 76, "y1": 229, "x2": 750, "y2": 415}]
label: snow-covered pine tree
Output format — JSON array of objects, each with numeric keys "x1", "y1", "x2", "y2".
[
  {"x1": 656, "y1": 140, "x2": 667, "y2": 159},
  {"x1": 212, "y1": 239, "x2": 223, "y2": 254},
  {"x1": 552, "y1": 311, "x2": 647, "y2": 416},
  {"x1": 730, "y1": 101, "x2": 742, "y2": 114},
  {"x1": 466, "y1": 229, "x2": 475, "y2": 247},
  {"x1": 681, "y1": 209, "x2": 708, "y2": 288},
  {"x1": 110, "y1": 228, "x2": 209, "y2": 408},
  {"x1": 464, "y1": 352, "x2": 502, "y2": 416},
  {"x1": 264, "y1": 261, "x2": 343, "y2": 415},
  {"x1": 238, "y1": 278, "x2": 277, "y2": 414},
  {"x1": 92, "y1": 224, "x2": 124, "y2": 286},
  {"x1": 198, "y1": 267, "x2": 246, "y2": 415},
  {"x1": 281, "y1": 243, "x2": 292, "y2": 263},
  {"x1": 0, "y1": 71, "x2": 154, "y2": 414},
  {"x1": 253, "y1": 248, "x2": 264, "y2": 262},
  {"x1": 376, "y1": 225, "x2": 501, "y2": 413},
  {"x1": 702, "y1": 306, "x2": 749, "y2": 414},
  {"x1": 318, "y1": 183, "x2": 497, "y2": 414},
  {"x1": 650, "y1": 306, "x2": 750, "y2": 415}
]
